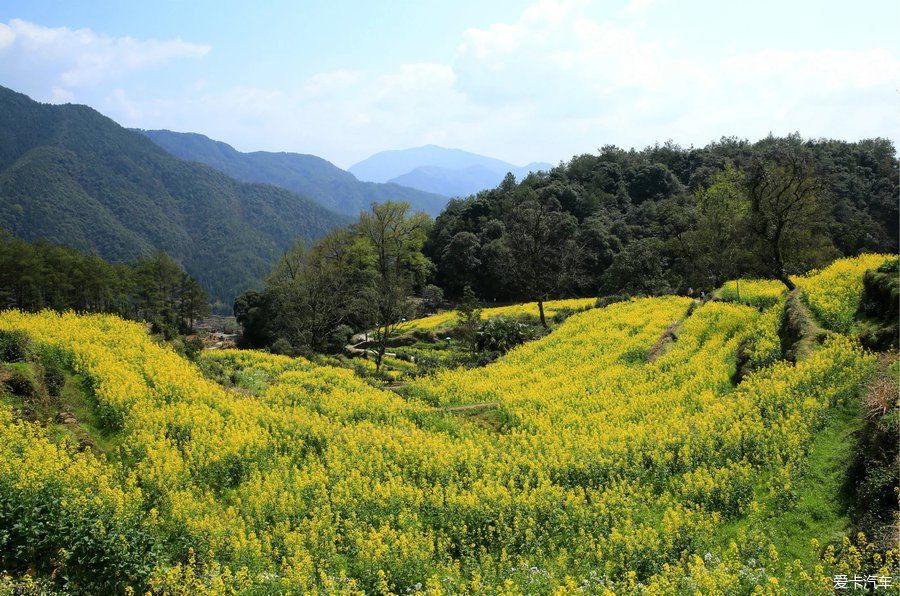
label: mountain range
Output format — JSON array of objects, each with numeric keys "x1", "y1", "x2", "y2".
[
  {"x1": 349, "y1": 145, "x2": 553, "y2": 198},
  {"x1": 0, "y1": 84, "x2": 553, "y2": 307},
  {"x1": 0, "y1": 85, "x2": 347, "y2": 305},
  {"x1": 137, "y1": 130, "x2": 449, "y2": 217}
]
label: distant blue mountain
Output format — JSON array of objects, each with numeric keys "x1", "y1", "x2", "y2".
[
  {"x1": 139, "y1": 130, "x2": 449, "y2": 216},
  {"x1": 349, "y1": 145, "x2": 552, "y2": 198}
]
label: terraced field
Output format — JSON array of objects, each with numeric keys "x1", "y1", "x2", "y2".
[
  {"x1": 0, "y1": 255, "x2": 895, "y2": 593},
  {"x1": 400, "y1": 297, "x2": 596, "y2": 331}
]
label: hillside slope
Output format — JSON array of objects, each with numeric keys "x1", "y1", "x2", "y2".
[
  {"x1": 0, "y1": 255, "x2": 892, "y2": 593},
  {"x1": 139, "y1": 129, "x2": 449, "y2": 216},
  {"x1": 0, "y1": 86, "x2": 348, "y2": 304}
]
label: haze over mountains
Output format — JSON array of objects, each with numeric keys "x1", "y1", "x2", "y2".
[
  {"x1": 0, "y1": 84, "x2": 556, "y2": 307},
  {"x1": 138, "y1": 130, "x2": 449, "y2": 217},
  {"x1": 349, "y1": 145, "x2": 553, "y2": 198},
  {"x1": 0, "y1": 85, "x2": 347, "y2": 305}
]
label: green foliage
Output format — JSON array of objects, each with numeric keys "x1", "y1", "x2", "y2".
[
  {"x1": 861, "y1": 258, "x2": 899, "y2": 320},
  {"x1": 595, "y1": 294, "x2": 629, "y2": 308},
  {"x1": 240, "y1": 202, "x2": 433, "y2": 365},
  {"x1": 41, "y1": 356, "x2": 67, "y2": 398},
  {"x1": 455, "y1": 284, "x2": 481, "y2": 354},
  {"x1": 426, "y1": 135, "x2": 897, "y2": 301},
  {"x1": 476, "y1": 316, "x2": 537, "y2": 354},
  {"x1": 0, "y1": 330, "x2": 30, "y2": 362},
  {"x1": 269, "y1": 337, "x2": 294, "y2": 356},
  {"x1": 421, "y1": 283, "x2": 444, "y2": 312},
  {"x1": 3, "y1": 370, "x2": 35, "y2": 398},
  {"x1": 0, "y1": 235, "x2": 209, "y2": 335},
  {"x1": 602, "y1": 237, "x2": 681, "y2": 295}
]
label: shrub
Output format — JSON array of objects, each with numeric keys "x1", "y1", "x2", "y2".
[
  {"x1": 551, "y1": 307, "x2": 576, "y2": 325},
  {"x1": 476, "y1": 316, "x2": 536, "y2": 354},
  {"x1": 0, "y1": 330, "x2": 30, "y2": 362},
  {"x1": 270, "y1": 337, "x2": 294, "y2": 356},
  {"x1": 4, "y1": 371, "x2": 35, "y2": 397},
  {"x1": 183, "y1": 336, "x2": 205, "y2": 361},
  {"x1": 325, "y1": 324, "x2": 354, "y2": 353},
  {"x1": 42, "y1": 359, "x2": 66, "y2": 398},
  {"x1": 421, "y1": 284, "x2": 444, "y2": 313},
  {"x1": 596, "y1": 294, "x2": 629, "y2": 308}
]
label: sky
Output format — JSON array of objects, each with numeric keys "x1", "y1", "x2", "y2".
[{"x1": 0, "y1": 0, "x2": 897, "y2": 168}]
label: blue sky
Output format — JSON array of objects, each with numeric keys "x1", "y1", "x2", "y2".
[{"x1": 1, "y1": 0, "x2": 897, "y2": 167}]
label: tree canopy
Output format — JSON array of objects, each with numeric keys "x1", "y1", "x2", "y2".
[
  {"x1": 425, "y1": 134, "x2": 897, "y2": 301},
  {"x1": 0, "y1": 233, "x2": 209, "y2": 337}
]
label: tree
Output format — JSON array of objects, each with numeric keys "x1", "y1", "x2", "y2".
[
  {"x1": 266, "y1": 228, "x2": 374, "y2": 352},
  {"x1": 682, "y1": 163, "x2": 753, "y2": 289},
  {"x1": 744, "y1": 142, "x2": 835, "y2": 290},
  {"x1": 132, "y1": 252, "x2": 185, "y2": 338},
  {"x1": 0, "y1": 234, "x2": 207, "y2": 331},
  {"x1": 132, "y1": 252, "x2": 209, "y2": 337},
  {"x1": 233, "y1": 290, "x2": 274, "y2": 348},
  {"x1": 422, "y1": 284, "x2": 444, "y2": 313},
  {"x1": 440, "y1": 232, "x2": 481, "y2": 295},
  {"x1": 455, "y1": 284, "x2": 481, "y2": 355},
  {"x1": 602, "y1": 238, "x2": 680, "y2": 296},
  {"x1": 355, "y1": 202, "x2": 431, "y2": 371},
  {"x1": 504, "y1": 196, "x2": 579, "y2": 328},
  {"x1": 178, "y1": 274, "x2": 210, "y2": 332}
]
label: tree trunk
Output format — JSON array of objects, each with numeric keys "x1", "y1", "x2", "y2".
[
  {"x1": 779, "y1": 273, "x2": 796, "y2": 291},
  {"x1": 374, "y1": 324, "x2": 387, "y2": 372},
  {"x1": 537, "y1": 299, "x2": 547, "y2": 329}
]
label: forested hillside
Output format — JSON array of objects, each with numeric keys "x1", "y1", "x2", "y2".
[
  {"x1": 426, "y1": 136, "x2": 898, "y2": 301},
  {"x1": 139, "y1": 129, "x2": 450, "y2": 216},
  {"x1": 0, "y1": 234, "x2": 210, "y2": 337},
  {"x1": 0, "y1": 86, "x2": 348, "y2": 306}
]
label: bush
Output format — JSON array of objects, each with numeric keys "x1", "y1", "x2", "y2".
[
  {"x1": 551, "y1": 307, "x2": 577, "y2": 325},
  {"x1": 42, "y1": 359, "x2": 66, "y2": 397},
  {"x1": 4, "y1": 371, "x2": 35, "y2": 397},
  {"x1": 0, "y1": 330, "x2": 30, "y2": 362},
  {"x1": 325, "y1": 324, "x2": 355, "y2": 353},
  {"x1": 421, "y1": 284, "x2": 444, "y2": 313},
  {"x1": 476, "y1": 317, "x2": 536, "y2": 354},
  {"x1": 182, "y1": 336, "x2": 204, "y2": 361},
  {"x1": 270, "y1": 337, "x2": 294, "y2": 356}
]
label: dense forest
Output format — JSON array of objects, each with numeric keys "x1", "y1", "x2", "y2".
[
  {"x1": 239, "y1": 134, "x2": 898, "y2": 354},
  {"x1": 0, "y1": 233, "x2": 209, "y2": 338},
  {"x1": 427, "y1": 134, "x2": 897, "y2": 302},
  {"x1": 0, "y1": 86, "x2": 348, "y2": 309}
]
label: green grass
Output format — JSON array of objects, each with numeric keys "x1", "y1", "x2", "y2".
[
  {"x1": 767, "y1": 403, "x2": 862, "y2": 562},
  {"x1": 1, "y1": 361, "x2": 121, "y2": 456},
  {"x1": 717, "y1": 400, "x2": 864, "y2": 566}
]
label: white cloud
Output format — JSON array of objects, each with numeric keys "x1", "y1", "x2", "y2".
[
  {"x1": 622, "y1": 0, "x2": 658, "y2": 16},
  {"x1": 0, "y1": 18, "x2": 209, "y2": 100},
  {"x1": 1, "y1": 3, "x2": 896, "y2": 166}
]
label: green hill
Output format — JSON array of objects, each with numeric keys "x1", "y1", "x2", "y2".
[
  {"x1": 0, "y1": 86, "x2": 349, "y2": 305},
  {"x1": 139, "y1": 129, "x2": 449, "y2": 216}
]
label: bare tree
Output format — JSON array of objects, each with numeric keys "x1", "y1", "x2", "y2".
[{"x1": 744, "y1": 142, "x2": 832, "y2": 290}]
